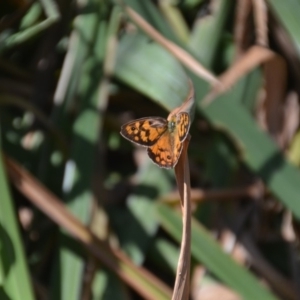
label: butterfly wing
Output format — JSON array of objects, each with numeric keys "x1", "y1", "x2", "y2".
[
  {"x1": 147, "y1": 128, "x2": 183, "y2": 169},
  {"x1": 120, "y1": 117, "x2": 168, "y2": 147},
  {"x1": 176, "y1": 112, "x2": 190, "y2": 142}
]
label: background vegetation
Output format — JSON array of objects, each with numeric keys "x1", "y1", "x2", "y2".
[{"x1": 1, "y1": 0, "x2": 300, "y2": 299}]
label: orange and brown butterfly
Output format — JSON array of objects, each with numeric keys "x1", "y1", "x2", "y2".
[{"x1": 120, "y1": 111, "x2": 190, "y2": 168}]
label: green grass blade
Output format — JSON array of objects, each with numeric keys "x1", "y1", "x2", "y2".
[
  {"x1": 123, "y1": 0, "x2": 179, "y2": 43},
  {"x1": 267, "y1": 0, "x2": 300, "y2": 56},
  {"x1": 0, "y1": 0, "x2": 60, "y2": 52},
  {"x1": 159, "y1": 2, "x2": 190, "y2": 43},
  {"x1": 0, "y1": 152, "x2": 35, "y2": 300},
  {"x1": 189, "y1": 0, "x2": 232, "y2": 67}
]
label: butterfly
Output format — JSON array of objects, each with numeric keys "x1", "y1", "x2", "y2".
[{"x1": 120, "y1": 112, "x2": 190, "y2": 168}]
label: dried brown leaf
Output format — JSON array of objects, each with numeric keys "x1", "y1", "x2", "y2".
[
  {"x1": 253, "y1": 0, "x2": 269, "y2": 47},
  {"x1": 234, "y1": 0, "x2": 252, "y2": 58}
]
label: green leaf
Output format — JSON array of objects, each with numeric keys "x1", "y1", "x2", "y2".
[
  {"x1": 0, "y1": 152, "x2": 35, "y2": 300},
  {"x1": 267, "y1": 0, "x2": 300, "y2": 56}
]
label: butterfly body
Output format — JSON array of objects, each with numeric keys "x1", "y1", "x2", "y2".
[{"x1": 120, "y1": 112, "x2": 190, "y2": 169}]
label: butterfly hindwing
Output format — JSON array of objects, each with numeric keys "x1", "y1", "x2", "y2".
[{"x1": 147, "y1": 124, "x2": 183, "y2": 169}]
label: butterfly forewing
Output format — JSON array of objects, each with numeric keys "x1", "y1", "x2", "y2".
[{"x1": 120, "y1": 117, "x2": 168, "y2": 147}]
